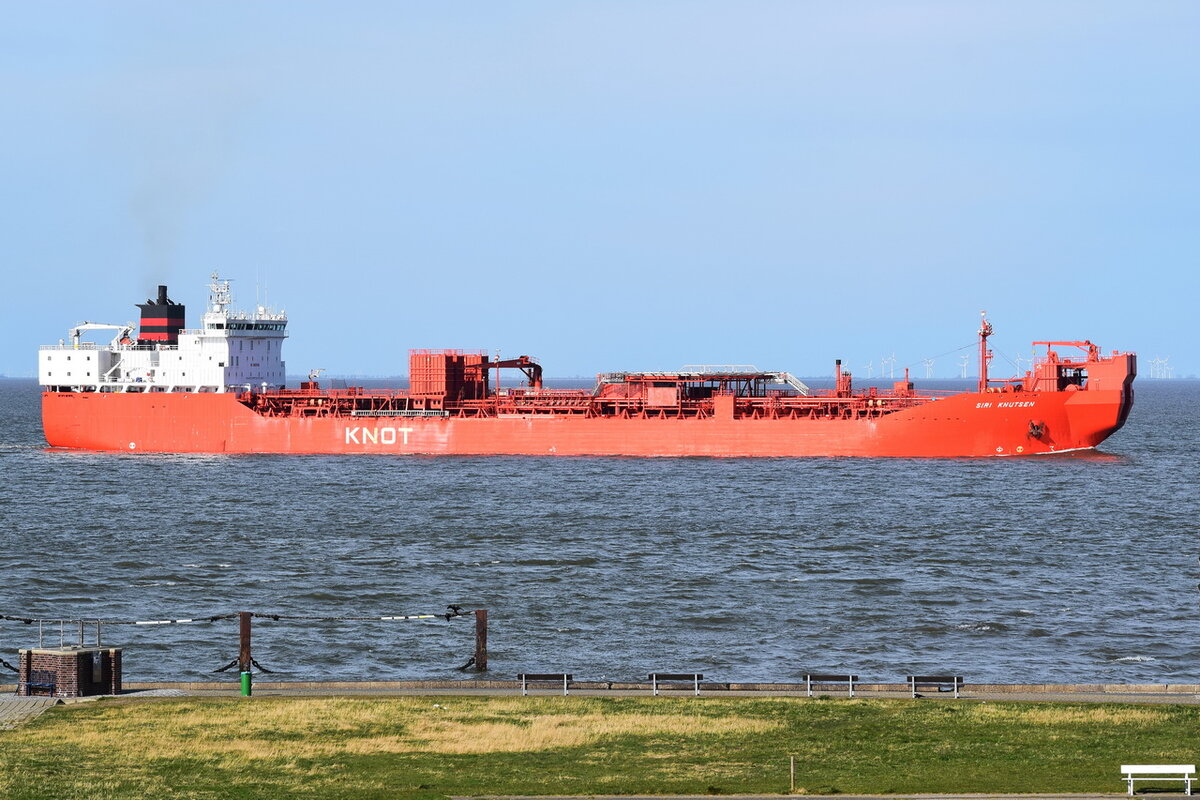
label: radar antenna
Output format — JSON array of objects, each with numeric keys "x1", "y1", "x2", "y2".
[{"x1": 209, "y1": 273, "x2": 233, "y2": 314}]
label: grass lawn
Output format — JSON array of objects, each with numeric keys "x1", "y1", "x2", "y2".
[{"x1": 1, "y1": 695, "x2": 1197, "y2": 799}]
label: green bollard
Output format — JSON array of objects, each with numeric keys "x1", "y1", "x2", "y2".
[{"x1": 240, "y1": 670, "x2": 252, "y2": 697}]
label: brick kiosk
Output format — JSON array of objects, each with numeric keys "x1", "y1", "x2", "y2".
[{"x1": 18, "y1": 647, "x2": 122, "y2": 697}]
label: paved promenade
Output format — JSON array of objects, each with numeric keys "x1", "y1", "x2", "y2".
[
  {"x1": 0, "y1": 696, "x2": 56, "y2": 729},
  {"x1": 62, "y1": 681, "x2": 1200, "y2": 704},
  {"x1": 467, "y1": 795, "x2": 1183, "y2": 800}
]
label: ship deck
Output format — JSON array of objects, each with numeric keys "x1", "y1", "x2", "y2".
[{"x1": 242, "y1": 386, "x2": 946, "y2": 421}]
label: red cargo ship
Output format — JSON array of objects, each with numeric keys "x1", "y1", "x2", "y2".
[{"x1": 40, "y1": 277, "x2": 1135, "y2": 457}]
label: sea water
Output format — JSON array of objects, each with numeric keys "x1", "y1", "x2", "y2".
[{"x1": 0, "y1": 378, "x2": 1196, "y2": 684}]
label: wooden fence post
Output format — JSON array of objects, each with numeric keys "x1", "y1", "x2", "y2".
[{"x1": 474, "y1": 609, "x2": 488, "y2": 672}]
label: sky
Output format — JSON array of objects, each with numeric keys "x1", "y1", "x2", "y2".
[{"x1": 2, "y1": 2, "x2": 1197, "y2": 379}]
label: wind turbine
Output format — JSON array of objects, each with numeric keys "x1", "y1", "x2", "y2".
[
  {"x1": 958, "y1": 355, "x2": 969, "y2": 379},
  {"x1": 922, "y1": 358, "x2": 935, "y2": 379},
  {"x1": 879, "y1": 353, "x2": 895, "y2": 380},
  {"x1": 864, "y1": 360, "x2": 874, "y2": 379}
]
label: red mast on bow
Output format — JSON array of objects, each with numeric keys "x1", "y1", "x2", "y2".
[{"x1": 978, "y1": 311, "x2": 993, "y2": 393}]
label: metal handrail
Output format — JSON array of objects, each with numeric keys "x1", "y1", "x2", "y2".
[{"x1": 40, "y1": 343, "x2": 178, "y2": 352}]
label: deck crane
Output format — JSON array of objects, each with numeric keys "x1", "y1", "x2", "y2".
[{"x1": 69, "y1": 322, "x2": 135, "y2": 349}]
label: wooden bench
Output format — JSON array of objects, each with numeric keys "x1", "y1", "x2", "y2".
[
  {"x1": 907, "y1": 675, "x2": 963, "y2": 698},
  {"x1": 1121, "y1": 764, "x2": 1194, "y2": 795},
  {"x1": 517, "y1": 673, "x2": 572, "y2": 696},
  {"x1": 804, "y1": 673, "x2": 859, "y2": 698},
  {"x1": 649, "y1": 672, "x2": 703, "y2": 696}
]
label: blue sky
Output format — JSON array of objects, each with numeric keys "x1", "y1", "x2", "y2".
[{"x1": 2, "y1": 2, "x2": 1196, "y2": 378}]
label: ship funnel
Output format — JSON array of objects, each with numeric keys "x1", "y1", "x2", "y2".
[{"x1": 137, "y1": 284, "x2": 186, "y2": 345}]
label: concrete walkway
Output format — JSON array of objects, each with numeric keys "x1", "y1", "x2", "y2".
[
  {"x1": 463, "y1": 795, "x2": 1181, "y2": 800},
  {"x1": 95, "y1": 682, "x2": 1200, "y2": 705},
  {"x1": 0, "y1": 696, "x2": 57, "y2": 729}
]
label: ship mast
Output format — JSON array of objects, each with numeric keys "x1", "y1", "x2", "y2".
[{"x1": 978, "y1": 310, "x2": 993, "y2": 393}]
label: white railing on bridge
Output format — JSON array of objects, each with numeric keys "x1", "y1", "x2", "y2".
[{"x1": 681, "y1": 364, "x2": 760, "y2": 374}]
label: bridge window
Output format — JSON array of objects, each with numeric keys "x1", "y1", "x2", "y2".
[{"x1": 1058, "y1": 368, "x2": 1087, "y2": 390}]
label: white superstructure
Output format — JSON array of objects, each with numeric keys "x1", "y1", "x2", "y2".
[{"x1": 39, "y1": 274, "x2": 288, "y2": 393}]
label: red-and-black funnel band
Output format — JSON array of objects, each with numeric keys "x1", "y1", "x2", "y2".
[{"x1": 137, "y1": 286, "x2": 186, "y2": 343}]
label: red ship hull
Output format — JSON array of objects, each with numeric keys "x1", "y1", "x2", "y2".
[{"x1": 41, "y1": 385, "x2": 1131, "y2": 457}]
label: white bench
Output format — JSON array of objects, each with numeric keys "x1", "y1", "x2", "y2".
[{"x1": 1121, "y1": 764, "x2": 1194, "y2": 795}]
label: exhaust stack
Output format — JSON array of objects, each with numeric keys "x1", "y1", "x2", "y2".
[{"x1": 137, "y1": 284, "x2": 186, "y2": 345}]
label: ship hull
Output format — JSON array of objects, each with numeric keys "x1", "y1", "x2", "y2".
[{"x1": 41, "y1": 389, "x2": 1130, "y2": 457}]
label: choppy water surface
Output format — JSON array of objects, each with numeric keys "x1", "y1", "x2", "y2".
[{"x1": 0, "y1": 378, "x2": 1196, "y2": 684}]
